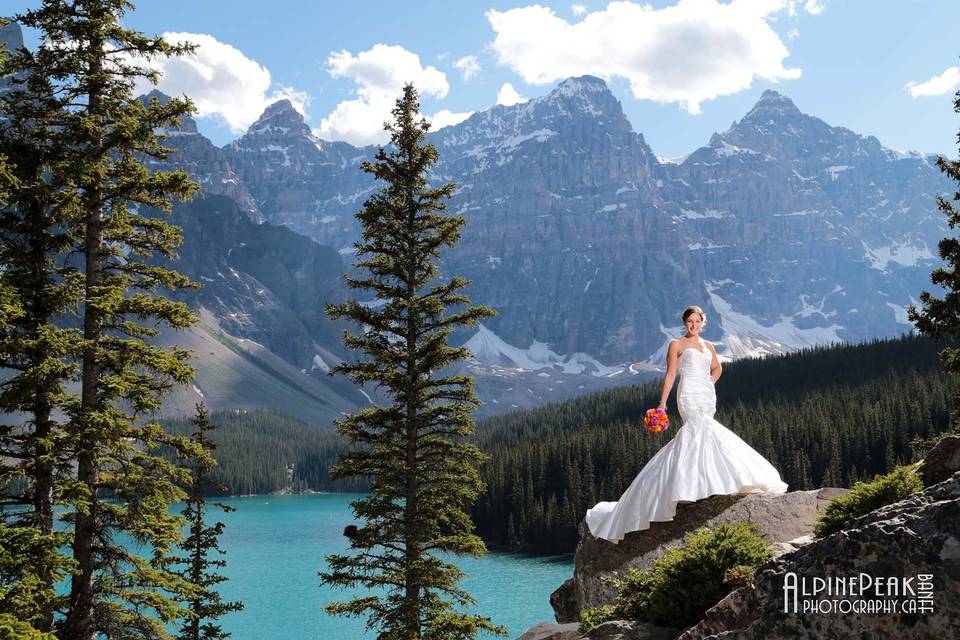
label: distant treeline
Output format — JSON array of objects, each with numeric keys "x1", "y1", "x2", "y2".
[
  {"x1": 161, "y1": 409, "x2": 367, "y2": 494},
  {"x1": 165, "y1": 334, "x2": 956, "y2": 555},
  {"x1": 470, "y1": 333, "x2": 956, "y2": 553}
]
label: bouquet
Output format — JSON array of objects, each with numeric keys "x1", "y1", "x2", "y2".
[{"x1": 644, "y1": 407, "x2": 670, "y2": 433}]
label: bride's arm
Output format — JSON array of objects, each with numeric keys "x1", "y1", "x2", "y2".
[
  {"x1": 658, "y1": 341, "x2": 680, "y2": 408},
  {"x1": 706, "y1": 342, "x2": 722, "y2": 383}
]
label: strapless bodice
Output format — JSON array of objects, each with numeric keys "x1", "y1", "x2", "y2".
[{"x1": 677, "y1": 346, "x2": 715, "y2": 422}]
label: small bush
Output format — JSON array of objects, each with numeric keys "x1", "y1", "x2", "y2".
[
  {"x1": 578, "y1": 604, "x2": 616, "y2": 634},
  {"x1": 814, "y1": 464, "x2": 923, "y2": 538},
  {"x1": 608, "y1": 522, "x2": 772, "y2": 628},
  {"x1": 723, "y1": 564, "x2": 757, "y2": 591}
]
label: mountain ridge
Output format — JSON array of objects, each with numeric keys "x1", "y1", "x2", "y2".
[{"x1": 138, "y1": 75, "x2": 949, "y2": 417}]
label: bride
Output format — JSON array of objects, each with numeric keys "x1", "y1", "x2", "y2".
[{"x1": 586, "y1": 305, "x2": 788, "y2": 543}]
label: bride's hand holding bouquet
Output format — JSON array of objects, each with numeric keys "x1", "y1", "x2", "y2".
[{"x1": 644, "y1": 406, "x2": 670, "y2": 433}]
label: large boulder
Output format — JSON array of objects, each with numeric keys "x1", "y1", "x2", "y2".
[
  {"x1": 920, "y1": 434, "x2": 960, "y2": 487},
  {"x1": 515, "y1": 620, "x2": 678, "y2": 640},
  {"x1": 516, "y1": 622, "x2": 581, "y2": 640},
  {"x1": 582, "y1": 620, "x2": 679, "y2": 639},
  {"x1": 678, "y1": 471, "x2": 960, "y2": 639},
  {"x1": 552, "y1": 488, "x2": 846, "y2": 622}
]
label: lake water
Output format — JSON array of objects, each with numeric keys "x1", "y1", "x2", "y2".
[{"x1": 204, "y1": 493, "x2": 572, "y2": 639}]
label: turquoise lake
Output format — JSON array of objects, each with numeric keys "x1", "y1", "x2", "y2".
[{"x1": 199, "y1": 493, "x2": 572, "y2": 639}]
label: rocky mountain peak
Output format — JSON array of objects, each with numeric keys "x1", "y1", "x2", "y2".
[
  {"x1": 747, "y1": 89, "x2": 802, "y2": 117},
  {"x1": 433, "y1": 74, "x2": 634, "y2": 155},
  {"x1": 717, "y1": 88, "x2": 883, "y2": 162},
  {"x1": 554, "y1": 75, "x2": 610, "y2": 96},
  {"x1": 247, "y1": 99, "x2": 311, "y2": 138},
  {"x1": 0, "y1": 22, "x2": 27, "y2": 94},
  {"x1": 139, "y1": 89, "x2": 199, "y2": 134},
  {"x1": 0, "y1": 21, "x2": 23, "y2": 51},
  {"x1": 541, "y1": 74, "x2": 629, "y2": 125}
]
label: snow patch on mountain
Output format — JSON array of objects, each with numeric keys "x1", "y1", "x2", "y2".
[
  {"x1": 311, "y1": 354, "x2": 330, "y2": 373},
  {"x1": 886, "y1": 302, "x2": 913, "y2": 326},
  {"x1": 464, "y1": 323, "x2": 624, "y2": 376},
  {"x1": 706, "y1": 282, "x2": 844, "y2": 359},
  {"x1": 861, "y1": 240, "x2": 935, "y2": 271}
]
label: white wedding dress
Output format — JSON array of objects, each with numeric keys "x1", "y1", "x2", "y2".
[{"x1": 585, "y1": 340, "x2": 788, "y2": 543}]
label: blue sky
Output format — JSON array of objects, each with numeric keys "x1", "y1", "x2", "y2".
[{"x1": 11, "y1": 0, "x2": 960, "y2": 158}]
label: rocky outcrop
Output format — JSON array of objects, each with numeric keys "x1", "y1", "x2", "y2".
[
  {"x1": 582, "y1": 621, "x2": 679, "y2": 640},
  {"x1": 920, "y1": 434, "x2": 960, "y2": 487},
  {"x1": 223, "y1": 99, "x2": 371, "y2": 245},
  {"x1": 678, "y1": 472, "x2": 960, "y2": 639},
  {"x1": 552, "y1": 488, "x2": 846, "y2": 622},
  {"x1": 163, "y1": 195, "x2": 350, "y2": 372},
  {"x1": 515, "y1": 620, "x2": 678, "y2": 640},
  {"x1": 140, "y1": 90, "x2": 263, "y2": 223},
  {"x1": 517, "y1": 622, "x2": 581, "y2": 640}
]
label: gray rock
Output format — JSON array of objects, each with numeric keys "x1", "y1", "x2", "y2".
[
  {"x1": 516, "y1": 621, "x2": 581, "y2": 640},
  {"x1": 0, "y1": 21, "x2": 23, "y2": 52},
  {"x1": 551, "y1": 578, "x2": 579, "y2": 625},
  {"x1": 140, "y1": 91, "x2": 263, "y2": 223},
  {"x1": 584, "y1": 620, "x2": 679, "y2": 640},
  {"x1": 554, "y1": 488, "x2": 845, "y2": 622},
  {"x1": 920, "y1": 434, "x2": 960, "y2": 487},
  {"x1": 678, "y1": 472, "x2": 960, "y2": 639}
]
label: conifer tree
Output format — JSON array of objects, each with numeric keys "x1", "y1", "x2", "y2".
[
  {"x1": 321, "y1": 84, "x2": 505, "y2": 639},
  {"x1": 6, "y1": 2, "x2": 201, "y2": 638},
  {"x1": 909, "y1": 86, "x2": 960, "y2": 440},
  {"x1": 162, "y1": 403, "x2": 243, "y2": 640},
  {"x1": 0, "y1": 21, "x2": 83, "y2": 632}
]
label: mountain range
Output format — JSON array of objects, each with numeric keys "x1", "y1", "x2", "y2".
[{"x1": 3, "y1": 23, "x2": 949, "y2": 424}]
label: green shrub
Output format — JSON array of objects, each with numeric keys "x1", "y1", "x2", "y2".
[
  {"x1": 723, "y1": 564, "x2": 757, "y2": 591},
  {"x1": 814, "y1": 464, "x2": 923, "y2": 538},
  {"x1": 0, "y1": 614, "x2": 57, "y2": 640},
  {"x1": 608, "y1": 522, "x2": 772, "y2": 628},
  {"x1": 578, "y1": 604, "x2": 616, "y2": 634}
]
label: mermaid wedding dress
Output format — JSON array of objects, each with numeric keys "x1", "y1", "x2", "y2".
[{"x1": 585, "y1": 340, "x2": 788, "y2": 543}]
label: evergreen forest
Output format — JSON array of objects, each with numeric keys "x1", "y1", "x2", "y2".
[{"x1": 161, "y1": 409, "x2": 369, "y2": 494}]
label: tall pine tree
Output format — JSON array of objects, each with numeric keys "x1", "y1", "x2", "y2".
[
  {"x1": 910, "y1": 80, "x2": 960, "y2": 439},
  {"x1": 161, "y1": 403, "x2": 243, "y2": 640},
  {"x1": 0, "y1": 20, "x2": 83, "y2": 633},
  {"x1": 321, "y1": 84, "x2": 505, "y2": 640},
  {"x1": 6, "y1": 2, "x2": 202, "y2": 638}
]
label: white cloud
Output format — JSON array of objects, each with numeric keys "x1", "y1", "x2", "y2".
[
  {"x1": 787, "y1": 28, "x2": 799, "y2": 40},
  {"x1": 317, "y1": 44, "x2": 449, "y2": 145},
  {"x1": 486, "y1": 0, "x2": 803, "y2": 114},
  {"x1": 496, "y1": 82, "x2": 527, "y2": 106},
  {"x1": 134, "y1": 32, "x2": 308, "y2": 133},
  {"x1": 906, "y1": 66, "x2": 960, "y2": 98},
  {"x1": 786, "y1": 0, "x2": 826, "y2": 15},
  {"x1": 571, "y1": 3, "x2": 588, "y2": 16},
  {"x1": 454, "y1": 55, "x2": 481, "y2": 80},
  {"x1": 430, "y1": 109, "x2": 474, "y2": 130}
]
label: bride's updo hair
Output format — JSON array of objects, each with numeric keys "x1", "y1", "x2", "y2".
[{"x1": 681, "y1": 305, "x2": 706, "y2": 326}]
